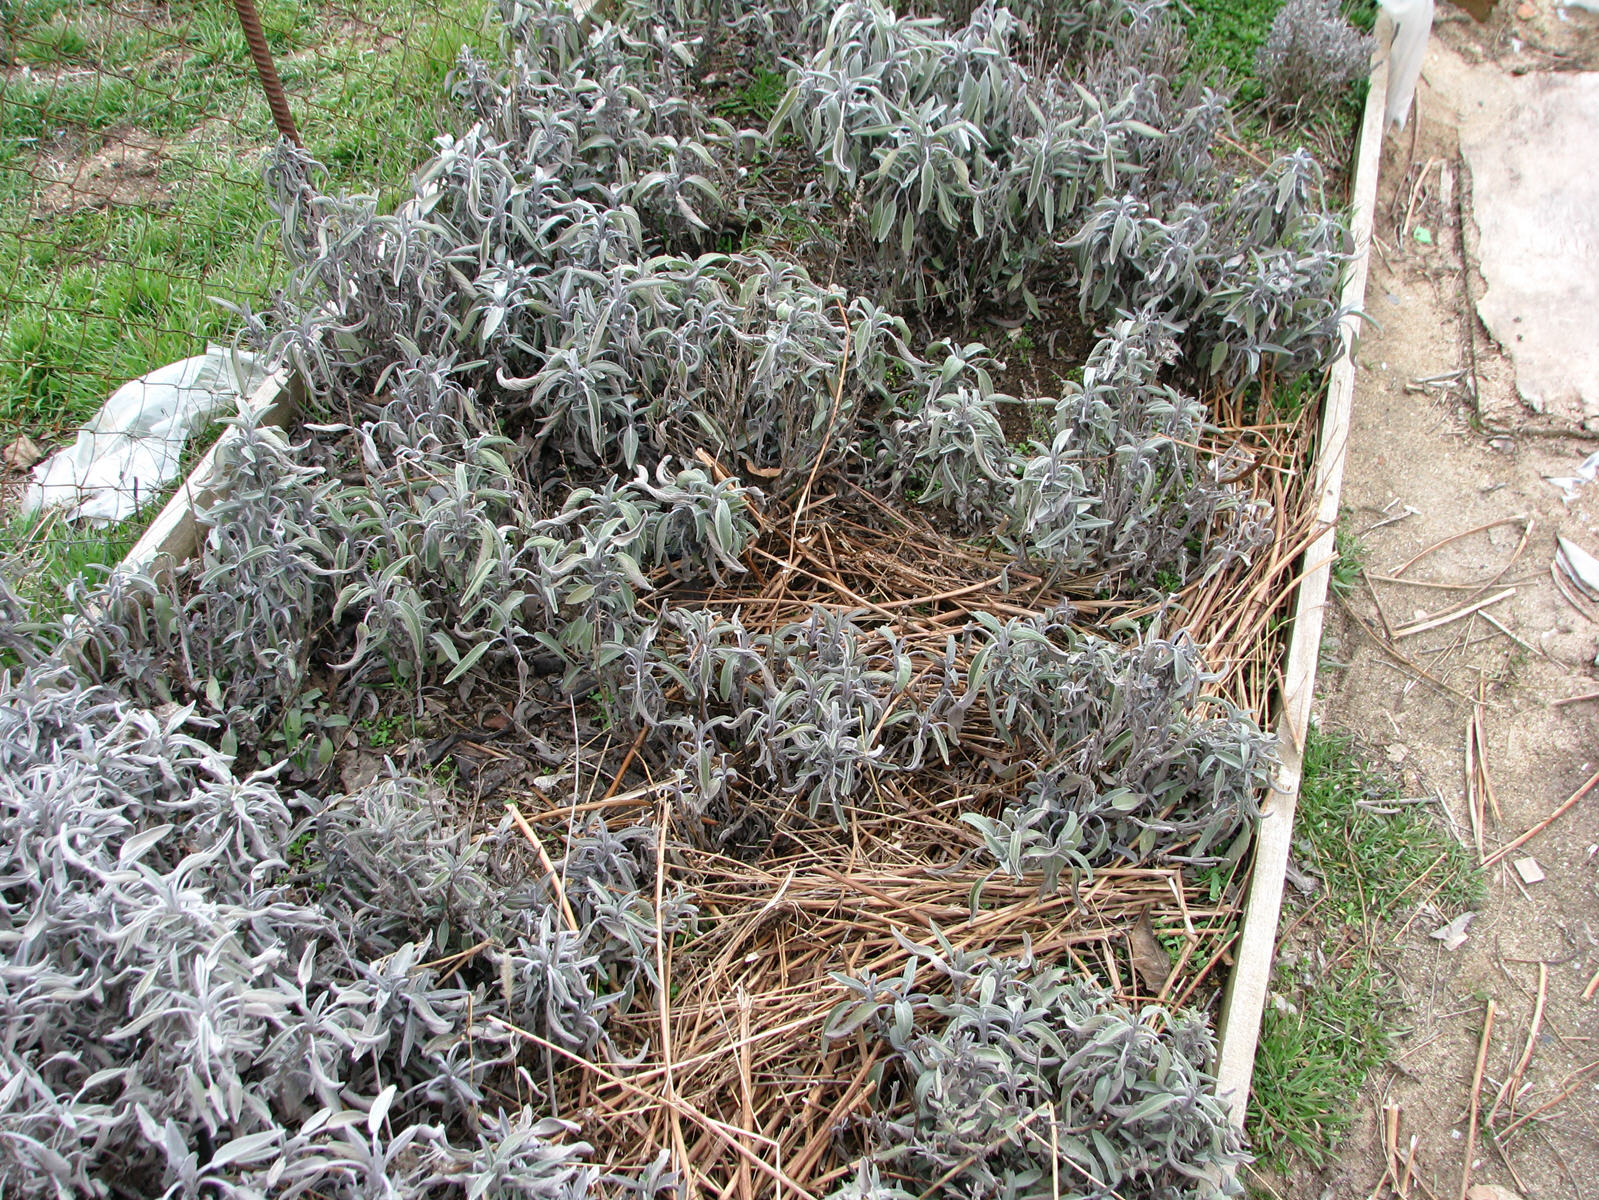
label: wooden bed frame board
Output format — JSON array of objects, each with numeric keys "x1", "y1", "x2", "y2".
[
  {"x1": 118, "y1": 369, "x2": 303, "y2": 581},
  {"x1": 1211, "y1": 33, "x2": 1392, "y2": 1134}
]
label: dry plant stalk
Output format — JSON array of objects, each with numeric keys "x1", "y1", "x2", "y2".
[
  {"x1": 1487, "y1": 962, "x2": 1546, "y2": 1128},
  {"x1": 1459, "y1": 1000, "x2": 1496, "y2": 1200},
  {"x1": 1483, "y1": 765, "x2": 1599, "y2": 868}
]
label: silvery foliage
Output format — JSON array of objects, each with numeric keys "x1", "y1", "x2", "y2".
[
  {"x1": 69, "y1": 0, "x2": 1274, "y2": 808},
  {"x1": 475, "y1": 0, "x2": 751, "y2": 245},
  {"x1": 919, "y1": 0, "x2": 1160, "y2": 59},
  {"x1": 957, "y1": 610, "x2": 1272, "y2": 889},
  {"x1": 1066, "y1": 147, "x2": 1348, "y2": 381},
  {"x1": 774, "y1": 0, "x2": 1350, "y2": 382},
  {"x1": 579, "y1": 604, "x2": 960, "y2": 829},
  {"x1": 225, "y1": 0, "x2": 1279, "y2": 670},
  {"x1": 1255, "y1": 0, "x2": 1373, "y2": 115},
  {"x1": 823, "y1": 938, "x2": 1246, "y2": 1199},
  {"x1": 164, "y1": 25, "x2": 1272, "y2": 771},
  {"x1": 79, "y1": 397, "x2": 762, "y2": 757},
  {"x1": 0, "y1": 1, "x2": 1276, "y2": 1192},
  {"x1": 585, "y1": 603, "x2": 1268, "y2": 872},
  {"x1": 893, "y1": 316, "x2": 1273, "y2": 586},
  {"x1": 258, "y1": 0, "x2": 911, "y2": 492},
  {"x1": 60, "y1": 408, "x2": 349, "y2": 766},
  {"x1": 0, "y1": 612, "x2": 687, "y2": 1197}
]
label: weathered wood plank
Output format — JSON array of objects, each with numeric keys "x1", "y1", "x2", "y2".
[
  {"x1": 1212, "y1": 30, "x2": 1392, "y2": 1133},
  {"x1": 118, "y1": 369, "x2": 302, "y2": 580}
]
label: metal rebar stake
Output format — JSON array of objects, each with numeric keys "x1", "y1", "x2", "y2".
[{"x1": 231, "y1": 0, "x2": 301, "y2": 146}]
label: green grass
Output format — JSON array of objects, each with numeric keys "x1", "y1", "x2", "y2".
[
  {"x1": 1181, "y1": 0, "x2": 1379, "y2": 90},
  {"x1": 1182, "y1": 0, "x2": 1282, "y2": 98},
  {"x1": 0, "y1": 507, "x2": 147, "y2": 617},
  {"x1": 1, "y1": 0, "x2": 493, "y2": 442},
  {"x1": 1, "y1": 0, "x2": 495, "y2": 595},
  {"x1": 1330, "y1": 519, "x2": 1364, "y2": 597},
  {"x1": 1295, "y1": 731, "x2": 1484, "y2": 920},
  {"x1": 1181, "y1": 0, "x2": 1376, "y2": 146},
  {"x1": 1248, "y1": 727, "x2": 1481, "y2": 1172},
  {"x1": 714, "y1": 66, "x2": 786, "y2": 125},
  {"x1": 1251, "y1": 959, "x2": 1391, "y2": 1171}
]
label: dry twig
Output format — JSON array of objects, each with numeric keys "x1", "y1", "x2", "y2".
[
  {"x1": 1459, "y1": 1000, "x2": 1495, "y2": 1200},
  {"x1": 1487, "y1": 962, "x2": 1546, "y2": 1128},
  {"x1": 1483, "y1": 765, "x2": 1599, "y2": 868}
]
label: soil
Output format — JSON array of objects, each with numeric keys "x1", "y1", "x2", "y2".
[
  {"x1": 1272, "y1": 5, "x2": 1599, "y2": 1198},
  {"x1": 32, "y1": 126, "x2": 170, "y2": 215}
]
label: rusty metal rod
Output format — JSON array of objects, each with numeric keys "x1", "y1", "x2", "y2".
[{"x1": 231, "y1": 0, "x2": 301, "y2": 146}]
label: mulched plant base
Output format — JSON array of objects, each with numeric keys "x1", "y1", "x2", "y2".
[
  {"x1": 384, "y1": 450, "x2": 1320, "y2": 1189},
  {"x1": 537, "y1": 854, "x2": 1233, "y2": 1191}
]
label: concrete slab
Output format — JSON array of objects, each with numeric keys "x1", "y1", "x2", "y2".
[{"x1": 1456, "y1": 69, "x2": 1599, "y2": 427}]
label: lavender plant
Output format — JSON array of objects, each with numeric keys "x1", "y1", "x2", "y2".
[
  {"x1": 577, "y1": 597, "x2": 1268, "y2": 872},
  {"x1": 1256, "y1": 0, "x2": 1373, "y2": 115},
  {"x1": 889, "y1": 317, "x2": 1272, "y2": 587},
  {"x1": 824, "y1": 938, "x2": 1247, "y2": 1199},
  {"x1": 0, "y1": 624, "x2": 688, "y2": 1197},
  {"x1": 773, "y1": 0, "x2": 1352, "y2": 381},
  {"x1": 959, "y1": 612, "x2": 1274, "y2": 882}
]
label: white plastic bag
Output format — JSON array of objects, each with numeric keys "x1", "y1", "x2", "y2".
[
  {"x1": 1379, "y1": 0, "x2": 1434, "y2": 130},
  {"x1": 23, "y1": 346, "x2": 266, "y2": 525}
]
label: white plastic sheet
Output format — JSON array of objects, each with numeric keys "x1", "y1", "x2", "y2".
[
  {"x1": 1379, "y1": 0, "x2": 1434, "y2": 130},
  {"x1": 23, "y1": 346, "x2": 266, "y2": 525}
]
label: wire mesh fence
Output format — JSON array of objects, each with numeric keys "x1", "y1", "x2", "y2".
[{"x1": 0, "y1": 0, "x2": 493, "y2": 590}]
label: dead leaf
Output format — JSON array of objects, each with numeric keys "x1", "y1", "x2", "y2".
[
  {"x1": 1429, "y1": 911, "x2": 1476, "y2": 950},
  {"x1": 740, "y1": 457, "x2": 782, "y2": 479},
  {"x1": 1284, "y1": 858, "x2": 1321, "y2": 896},
  {"x1": 2, "y1": 435, "x2": 41, "y2": 473},
  {"x1": 1466, "y1": 1185, "x2": 1525, "y2": 1200},
  {"x1": 1451, "y1": 0, "x2": 1498, "y2": 21},
  {"x1": 1127, "y1": 912, "x2": 1172, "y2": 993}
]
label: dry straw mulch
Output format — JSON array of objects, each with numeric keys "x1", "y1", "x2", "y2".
[{"x1": 474, "y1": 391, "x2": 1322, "y2": 1194}]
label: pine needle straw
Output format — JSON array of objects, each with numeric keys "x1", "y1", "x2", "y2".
[{"x1": 473, "y1": 397, "x2": 1324, "y2": 1190}]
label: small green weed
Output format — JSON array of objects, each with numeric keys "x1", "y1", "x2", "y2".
[
  {"x1": 1270, "y1": 371, "x2": 1318, "y2": 418},
  {"x1": 1248, "y1": 727, "x2": 1480, "y2": 1171},
  {"x1": 1330, "y1": 520, "x2": 1363, "y2": 597},
  {"x1": 285, "y1": 828, "x2": 316, "y2": 867},
  {"x1": 362, "y1": 713, "x2": 409, "y2": 748},
  {"x1": 715, "y1": 67, "x2": 787, "y2": 125}
]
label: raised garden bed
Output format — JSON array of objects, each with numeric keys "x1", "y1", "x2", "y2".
[{"x1": 0, "y1": 0, "x2": 1384, "y2": 1194}]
